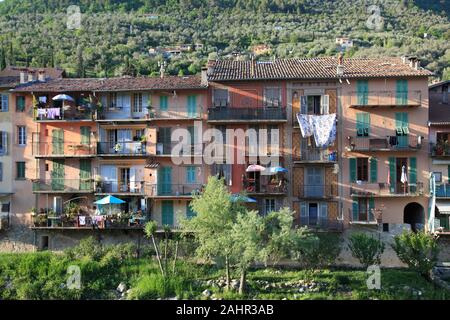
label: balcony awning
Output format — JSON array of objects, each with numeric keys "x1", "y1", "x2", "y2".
[{"x1": 436, "y1": 201, "x2": 450, "y2": 215}]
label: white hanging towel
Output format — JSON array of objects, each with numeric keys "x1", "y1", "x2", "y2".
[
  {"x1": 401, "y1": 165, "x2": 408, "y2": 184},
  {"x1": 296, "y1": 113, "x2": 314, "y2": 137},
  {"x1": 310, "y1": 114, "x2": 337, "y2": 148}
]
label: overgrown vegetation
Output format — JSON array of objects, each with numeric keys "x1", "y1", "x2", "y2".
[
  {"x1": 348, "y1": 232, "x2": 385, "y2": 268},
  {"x1": 392, "y1": 231, "x2": 439, "y2": 280},
  {"x1": 0, "y1": 0, "x2": 448, "y2": 79}
]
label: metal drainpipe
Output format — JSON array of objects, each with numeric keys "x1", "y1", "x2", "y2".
[{"x1": 337, "y1": 84, "x2": 344, "y2": 222}]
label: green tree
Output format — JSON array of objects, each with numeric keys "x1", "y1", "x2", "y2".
[{"x1": 182, "y1": 176, "x2": 240, "y2": 290}]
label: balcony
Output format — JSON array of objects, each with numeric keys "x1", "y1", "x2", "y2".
[
  {"x1": 150, "y1": 105, "x2": 203, "y2": 120},
  {"x1": 35, "y1": 106, "x2": 95, "y2": 121},
  {"x1": 348, "y1": 209, "x2": 378, "y2": 225},
  {"x1": 94, "y1": 180, "x2": 148, "y2": 195},
  {"x1": 430, "y1": 143, "x2": 450, "y2": 158},
  {"x1": 298, "y1": 184, "x2": 337, "y2": 199},
  {"x1": 297, "y1": 217, "x2": 343, "y2": 232},
  {"x1": 32, "y1": 179, "x2": 94, "y2": 194},
  {"x1": 149, "y1": 184, "x2": 204, "y2": 198},
  {"x1": 350, "y1": 182, "x2": 424, "y2": 197},
  {"x1": 32, "y1": 212, "x2": 149, "y2": 230},
  {"x1": 436, "y1": 184, "x2": 450, "y2": 198},
  {"x1": 154, "y1": 142, "x2": 205, "y2": 157},
  {"x1": 97, "y1": 142, "x2": 148, "y2": 157},
  {"x1": 244, "y1": 180, "x2": 287, "y2": 196},
  {"x1": 347, "y1": 135, "x2": 422, "y2": 152},
  {"x1": 32, "y1": 142, "x2": 96, "y2": 158},
  {"x1": 293, "y1": 148, "x2": 337, "y2": 164},
  {"x1": 207, "y1": 107, "x2": 287, "y2": 123},
  {"x1": 347, "y1": 90, "x2": 422, "y2": 108}
]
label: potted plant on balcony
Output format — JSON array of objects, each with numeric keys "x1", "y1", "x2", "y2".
[{"x1": 146, "y1": 105, "x2": 155, "y2": 119}]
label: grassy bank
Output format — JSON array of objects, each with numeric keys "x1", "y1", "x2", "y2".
[{"x1": 0, "y1": 251, "x2": 448, "y2": 300}]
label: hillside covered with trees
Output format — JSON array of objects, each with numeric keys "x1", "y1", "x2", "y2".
[{"x1": 0, "y1": 0, "x2": 448, "y2": 80}]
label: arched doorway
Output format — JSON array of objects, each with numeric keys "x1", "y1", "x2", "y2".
[{"x1": 404, "y1": 202, "x2": 425, "y2": 232}]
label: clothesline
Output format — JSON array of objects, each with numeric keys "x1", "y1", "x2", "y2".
[{"x1": 296, "y1": 113, "x2": 337, "y2": 148}]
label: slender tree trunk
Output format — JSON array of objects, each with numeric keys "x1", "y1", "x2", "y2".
[
  {"x1": 239, "y1": 269, "x2": 247, "y2": 295},
  {"x1": 151, "y1": 235, "x2": 165, "y2": 277},
  {"x1": 172, "y1": 240, "x2": 179, "y2": 274},
  {"x1": 225, "y1": 254, "x2": 231, "y2": 291},
  {"x1": 164, "y1": 235, "x2": 168, "y2": 275}
]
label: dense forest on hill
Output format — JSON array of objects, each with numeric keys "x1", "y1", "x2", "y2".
[{"x1": 0, "y1": 0, "x2": 448, "y2": 80}]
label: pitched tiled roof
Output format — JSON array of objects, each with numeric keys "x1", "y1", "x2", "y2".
[
  {"x1": 207, "y1": 57, "x2": 433, "y2": 81},
  {"x1": 12, "y1": 75, "x2": 206, "y2": 92},
  {"x1": 0, "y1": 66, "x2": 65, "y2": 88}
]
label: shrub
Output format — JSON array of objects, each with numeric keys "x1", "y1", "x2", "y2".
[
  {"x1": 392, "y1": 231, "x2": 439, "y2": 280},
  {"x1": 64, "y1": 237, "x2": 103, "y2": 261},
  {"x1": 348, "y1": 232, "x2": 385, "y2": 268},
  {"x1": 129, "y1": 273, "x2": 193, "y2": 299}
]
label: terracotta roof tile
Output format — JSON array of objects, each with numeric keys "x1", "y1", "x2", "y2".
[
  {"x1": 208, "y1": 57, "x2": 433, "y2": 81},
  {"x1": 12, "y1": 75, "x2": 206, "y2": 92},
  {"x1": 0, "y1": 66, "x2": 65, "y2": 88}
]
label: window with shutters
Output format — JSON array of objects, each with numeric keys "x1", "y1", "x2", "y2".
[
  {"x1": 357, "y1": 80, "x2": 369, "y2": 105},
  {"x1": 307, "y1": 96, "x2": 321, "y2": 115},
  {"x1": 213, "y1": 89, "x2": 229, "y2": 107},
  {"x1": 16, "y1": 96, "x2": 25, "y2": 112},
  {"x1": 80, "y1": 127, "x2": 91, "y2": 145},
  {"x1": 186, "y1": 202, "x2": 196, "y2": 219},
  {"x1": 357, "y1": 158, "x2": 369, "y2": 182},
  {"x1": 133, "y1": 93, "x2": 143, "y2": 113},
  {"x1": 16, "y1": 162, "x2": 25, "y2": 180},
  {"x1": 110, "y1": 92, "x2": 117, "y2": 109},
  {"x1": 0, "y1": 131, "x2": 7, "y2": 155},
  {"x1": 356, "y1": 113, "x2": 370, "y2": 137},
  {"x1": 265, "y1": 198, "x2": 276, "y2": 215},
  {"x1": 186, "y1": 166, "x2": 197, "y2": 184},
  {"x1": 0, "y1": 162, "x2": 2, "y2": 181},
  {"x1": 0, "y1": 94, "x2": 8, "y2": 112},
  {"x1": 17, "y1": 126, "x2": 26, "y2": 146},
  {"x1": 396, "y1": 79, "x2": 408, "y2": 105},
  {"x1": 159, "y1": 95, "x2": 168, "y2": 111},
  {"x1": 264, "y1": 88, "x2": 281, "y2": 107}
]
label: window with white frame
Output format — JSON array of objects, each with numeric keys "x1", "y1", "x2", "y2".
[
  {"x1": 264, "y1": 88, "x2": 281, "y2": 107},
  {"x1": 0, "y1": 94, "x2": 8, "y2": 112},
  {"x1": 0, "y1": 131, "x2": 7, "y2": 155},
  {"x1": 17, "y1": 126, "x2": 26, "y2": 146},
  {"x1": 133, "y1": 93, "x2": 143, "y2": 113},
  {"x1": 265, "y1": 198, "x2": 276, "y2": 215},
  {"x1": 213, "y1": 89, "x2": 229, "y2": 107}
]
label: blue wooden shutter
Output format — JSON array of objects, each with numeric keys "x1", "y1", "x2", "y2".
[
  {"x1": 186, "y1": 166, "x2": 196, "y2": 184},
  {"x1": 352, "y1": 198, "x2": 358, "y2": 221},
  {"x1": 186, "y1": 202, "x2": 196, "y2": 219},
  {"x1": 300, "y1": 96, "x2": 307, "y2": 114},
  {"x1": 161, "y1": 200, "x2": 174, "y2": 226},
  {"x1": 357, "y1": 80, "x2": 369, "y2": 105},
  {"x1": 1, "y1": 94, "x2": 8, "y2": 112},
  {"x1": 349, "y1": 158, "x2": 357, "y2": 183},
  {"x1": 370, "y1": 158, "x2": 377, "y2": 183},
  {"x1": 160, "y1": 96, "x2": 168, "y2": 111},
  {"x1": 396, "y1": 79, "x2": 408, "y2": 105}
]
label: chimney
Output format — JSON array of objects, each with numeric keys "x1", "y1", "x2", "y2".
[
  {"x1": 401, "y1": 55, "x2": 409, "y2": 64},
  {"x1": 206, "y1": 60, "x2": 215, "y2": 76},
  {"x1": 27, "y1": 70, "x2": 35, "y2": 82},
  {"x1": 38, "y1": 69, "x2": 46, "y2": 82},
  {"x1": 201, "y1": 67, "x2": 208, "y2": 86},
  {"x1": 19, "y1": 69, "x2": 27, "y2": 84},
  {"x1": 337, "y1": 53, "x2": 344, "y2": 77}
]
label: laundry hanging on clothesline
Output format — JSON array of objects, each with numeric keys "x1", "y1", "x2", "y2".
[{"x1": 296, "y1": 113, "x2": 337, "y2": 148}]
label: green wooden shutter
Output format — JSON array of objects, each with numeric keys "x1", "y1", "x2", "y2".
[
  {"x1": 51, "y1": 160, "x2": 65, "y2": 191},
  {"x1": 161, "y1": 200, "x2": 174, "y2": 226},
  {"x1": 369, "y1": 197, "x2": 375, "y2": 221},
  {"x1": 370, "y1": 158, "x2": 377, "y2": 183},
  {"x1": 349, "y1": 158, "x2": 357, "y2": 183},
  {"x1": 356, "y1": 113, "x2": 363, "y2": 136},
  {"x1": 160, "y1": 96, "x2": 168, "y2": 111},
  {"x1": 16, "y1": 96, "x2": 25, "y2": 112},
  {"x1": 186, "y1": 202, "x2": 196, "y2": 219},
  {"x1": 79, "y1": 159, "x2": 91, "y2": 190},
  {"x1": 1, "y1": 94, "x2": 9, "y2": 111},
  {"x1": 388, "y1": 157, "x2": 396, "y2": 193},
  {"x1": 52, "y1": 129, "x2": 64, "y2": 154},
  {"x1": 80, "y1": 126, "x2": 91, "y2": 145},
  {"x1": 352, "y1": 198, "x2": 358, "y2": 221},
  {"x1": 395, "y1": 112, "x2": 408, "y2": 148},
  {"x1": 357, "y1": 80, "x2": 369, "y2": 105},
  {"x1": 396, "y1": 79, "x2": 408, "y2": 105},
  {"x1": 187, "y1": 95, "x2": 197, "y2": 118},
  {"x1": 158, "y1": 167, "x2": 172, "y2": 195},
  {"x1": 409, "y1": 157, "x2": 417, "y2": 193}
]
